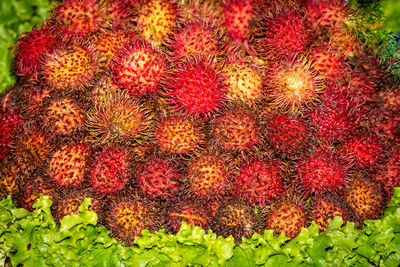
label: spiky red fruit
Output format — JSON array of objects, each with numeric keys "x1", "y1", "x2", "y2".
[
  {"x1": 185, "y1": 150, "x2": 232, "y2": 200},
  {"x1": 136, "y1": 155, "x2": 180, "y2": 200},
  {"x1": 48, "y1": 143, "x2": 90, "y2": 187},
  {"x1": 343, "y1": 133, "x2": 386, "y2": 170},
  {"x1": 107, "y1": 196, "x2": 161, "y2": 245},
  {"x1": 179, "y1": 0, "x2": 223, "y2": 25},
  {"x1": 0, "y1": 107, "x2": 23, "y2": 160},
  {"x1": 164, "y1": 198, "x2": 210, "y2": 233},
  {"x1": 0, "y1": 159, "x2": 21, "y2": 200},
  {"x1": 374, "y1": 151, "x2": 400, "y2": 195},
  {"x1": 379, "y1": 89, "x2": 400, "y2": 112},
  {"x1": 264, "y1": 113, "x2": 310, "y2": 157},
  {"x1": 111, "y1": 38, "x2": 167, "y2": 96},
  {"x1": 12, "y1": 25, "x2": 56, "y2": 78},
  {"x1": 305, "y1": 0, "x2": 348, "y2": 31},
  {"x1": 92, "y1": 30, "x2": 129, "y2": 66},
  {"x1": 210, "y1": 107, "x2": 260, "y2": 153},
  {"x1": 211, "y1": 198, "x2": 259, "y2": 243},
  {"x1": 296, "y1": 147, "x2": 349, "y2": 196},
  {"x1": 41, "y1": 44, "x2": 98, "y2": 91},
  {"x1": 154, "y1": 114, "x2": 205, "y2": 155},
  {"x1": 363, "y1": 107, "x2": 400, "y2": 143},
  {"x1": 265, "y1": 196, "x2": 308, "y2": 239},
  {"x1": 346, "y1": 71, "x2": 375, "y2": 106},
  {"x1": 251, "y1": 7, "x2": 314, "y2": 60},
  {"x1": 19, "y1": 175, "x2": 56, "y2": 211},
  {"x1": 165, "y1": 57, "x2": 227, "y2": 118},
  {"x1": 309, "y1": 47, "x2": 349, "y2": 82},
  {"x1": 86, "y1": 91, "x2": 152, "y2": 144},
  {"x1": 100, "y1": 0, "x2": 134, "y2": 28},
  {"x1": 344, "y1": 174, "x2": 385, "y2": 223},
  {"x1": 50, "y1": 0, "x2": 103, "y2": 41},
  {"x1": 89, "y1": 145, "x2": 131, "y2": 195},
  {"x1": 17, "y1": 85, "x2": 51, "y2": 118},
  {"x1": 234, "y1": 156, "x2": 284, "y2": 204},
  {"x1": 266, "y1": 58, "x2": 324, "y2": 114},
  {"x1": 310, "y1": 89, "x2": 360, "y2": 142}
]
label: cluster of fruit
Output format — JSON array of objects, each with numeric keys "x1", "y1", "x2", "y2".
[{"x1": 1, "y1": 0, "x2": 399, "y2": 245}]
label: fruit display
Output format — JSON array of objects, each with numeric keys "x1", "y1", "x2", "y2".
[{"x1": 1, "y1": 0, "x2": 400, "y2": 265}]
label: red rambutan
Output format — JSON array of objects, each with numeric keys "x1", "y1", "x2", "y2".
[
  {"x1": 0, "y1": 107, "x2": 24, "y2": 160},
  {"x1": 309, "y1": 46, "x2": 349, "y2": 82},
  {"x1": 374, "y1": 151, "x2": 400, "y2": 196}
]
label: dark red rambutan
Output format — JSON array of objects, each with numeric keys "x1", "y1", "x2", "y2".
[
  {"x1": 154, "y1": 113, "x2": 205, "y2": 155},
  {"x1": 305, "y1": 0, "x2": 349, "y2": 31},
  {"x1": 86, "y1": 91, "x2": 152, "y2": 144},
  {"x1": 89, "y1": 75, "x2": 121, "y2": 105},
  {"x1": 136, "y1": 0, "x2": 179, "y2": 46},
  {"x1": 362, "y1": 107, "x2": 400, "y2": 143},
  {"x1": 89, "y1": 145, "x2": 131, "y2": 195},
  {"x1": 264, "y1": 194, "x2": 308, "y2": 239},
  {"x1": 107, "y1": 195, "x2": 161, "y2": 245},
  {"x1": 164, "y1": 197, "x2": 211, "y2": 233},
  {"x1": 17, "y1": 84, "x2": 51, "y2": 118},
  {"x1": 295, "y1": 146, "x2": 350, "y2": 196},
  {"x1": 50, "y1": 0, "x2": 103, "y2": 42},
  {"x1": 0, "y1": 159, "x2": 22, "y2": 200},
  {"x1": 374, "y1": 151, "x2": 400, "y2": 196},
  {"x1": 12, "y1": 25, "x2": 56, "y2": 78},
  {"x1": 345, "y1": 70, "x2": 376, "y2": 106},
  {"x1": 41, "y1": 44, "x2": 99, "y2": 91},
  {"x1": 342, "y1": 133, "x2": 386, "y2": 170},
  {"x1": 92, "y1": 29, "x2": 130, "y2": 67},
  {"x1": 185, "y1": 150, "x2": 233, "y2": 200},
  {"x1": 0, "y1": 107, "x2": 24, "y2": 160},
  {"x1": 48, "y1": 143, "x2": 90, "y2": 188},
  {"x1": 309, "y1": 194, "x2": 352, "y2": 232},
  {"x1": 165, "y1": 19, "x2": 225, "y2": 60},
  {"x1": 309, "y1": 88, "x2": 361, "y2": 142},
  {"x1": 19, "y1": 174, "x2": 57, "y2": 211},
  {"x1": 100, "y1": 0, "x2": 134, "y2": 28},
  {"x1": 111, "y1": 38, "x2": 167, "y2": 96},
  {"x1": 344, "y1": 173, "x2": 385, "y2": 224},
  {"x1": 250, "y1": 6, "x2": 315, "y2": 60},
  {"x1": 234, "y1": 156, "x2": 284, "y2": 204},
  {"x1": 179, "y1": 0, "x2": 223, "y2": 25},
  {"x1": 264, "y1": 113, "x2": 310, "y2": 157},
  {"x1": 164, "y1": 57, "x2": 227, "y2": 118},
  {"x1": 210, "y1": 106, "x2": 260, "y2": 154},
  {"x1": 211, "y1": 198, "x2": 259, "y2": 243},
  {"x1": 309, "y1": 46, "x2": 349, "y2": 82},
  {"x1": 136, "y1": 155, "x2": 180, "y2": 200},
  {"x1": 328, "y1": 28, "x2": 360, "y2": 58},
  {"x1": 266, "y1": 58, "x2": 325, "y2": 114},
  {"x1": 378, "y1": 89, "x2": 400, "y2": 113}
]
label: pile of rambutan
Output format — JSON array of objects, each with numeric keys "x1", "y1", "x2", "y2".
[{"x1": 1, "y1": 0, "x2": 399, "y2": 246}]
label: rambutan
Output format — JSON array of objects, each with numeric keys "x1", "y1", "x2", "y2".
[
  {"x1": 179, "y1": 0, "x2": 223, "y2": 25},
  {"x1": 264, "y1": 113, "x2": 310, "y2": 157},
  {"x1": 164, "y1": 198, "x2": 211, "y2": 233},
  {"x1": 295, "y1": 146, "x2": 349, "y2": 196},
  {"x1": 48, "y1": 143, "x2": 90, "y2": 188},
  {"x1": 164, "y1": 19, "x2": 225, "y2": 60},
  {"x1": 266, "y1": 58, "x2": 324, "y2": 114},
  {"x1": 12, "y1": 25, "x2": 56, "y2": 78},
  {"x1": 309, "y1": 46, "x2": 349, "y2": 82},
  {"x1": 164, "y1": 57, "x2": 227, "y2": 118},
  {"x1": 100, "y1": 0, "x2": 134, "y2": 28},
  {"x1": 344, "y1": 173, "x2": 385, "y2": 224},
  {"x1": 0, "y1": 159, "x2": 21, "y2": 200},
  {"x1": 378, "y1": 89, "x2": 400, "y2": 112},
  {"x1": 305, "y1": 0, "x2": 349, "y2": 31},
  {"x1": 374, "y1": 151, "x2": 400, "y2": 196},
  {"x1": 41, "y1": 44, "x2": 98, "y2": 91},
  {"x1": 50, "y1": 0, "x2": 103, "y2": 41},
  {"x1": 234, "y1": 156, "x2": 284, "y2": 204},
  {"x1": 328, "y1": 28, "x2": 359, "y2": 58},
  {"x1": 211, "y1": 198, "x2": 259, "y2": 243},
  {"x1": 17, "y1": 85, "x2": 51, "y2": 118},
  {"x1": 342, "y1": 133, "x2": 386, "y2": 170},
  {"x1": 86, "y1": 91, "x2": 152, "y2": 144},
  {"x1": 137, "y1": 0, "x2": 179, "y2": 46},
  {"x1": 136, "y1": 155, "x2": 180, "y2": 200},
  {"x1": 107, "y1": 195, "x2": 161, "y2": 245},
  {"x1": 154, "y1": 113, "x2": 205, "y2": 155},
  {"x1": 111, "y1": 38, "x2": 167, "y2": 96},
  {"x1": 264, "y1": 195, "x2": 308, "y2": 239},
  {"x1": 43, "y1": 97, "x2": 86, "y2": 136},
  {"x1": 185, "y1": 150, "x2": 233, "y2": 200},
  {"x1": 345, "y1": 70, "x2": 376, "y2": 106},
  {"x1": 362, "y1": 107, "x2": 400, "y2": 143},
  {"x1": 19, "y1": 174, "x2": 56, "y2": 211},
  {"x1": 89, "y1": 75, "x2": 121, "y2": 105},
  {"x1": 89, "y1": 145, "x2": 131, "y2": 195},
  {"x1": 92, "y1": 30, "x2": 130, "y2": 67},
  {"x1": 250, "y1": 6, "x2": 314, "y2": 61},
  {"x1": 210, "y1": 106, "x2": 260, "y2": 154},
  {"x1": 0, "y1": 107, "x2": 24, "y2": 160}
]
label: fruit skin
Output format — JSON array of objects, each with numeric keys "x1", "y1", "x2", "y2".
[
  {"x1": 164, "y1": 197, "x2": 211, "y2": 233},
  {"x1": 211, "y1": 198, "x2": 259, "y2": 244},
  {"x1": 86, "y1": 91, "x2": 152, "y2": 144},
  {"x1": 345, "y1": 71, "x2": 376, "y2": 106},
  {"x1": 164, "y1": 56, "x2": 227, "y2": 118},
  {"x1": 154, "y1": 113, "x2": 205, "y2": 155},
  {"x1": 234, "y1": 156, "x2": 285, "y2": 204},
  {"x1": 264, "y1": 194, "x2": 308, "y2": 239},
  {"x1": 12, "y1": 25, "x2": 56, "y2": 78},
  {"x1": 295, "y1": 146, "x2": 350, "y2": 196},
  {"x1": 250, "y1": 6, "x2": 314, "y2": 61},
  {"x1": 309, "y1": 46, "x2": 349, "y2": 82},
  {"x1": 0, "y1": 159, "x2": 22, "y2": 200},
  {"x1": 89, "y1": 145, "x2": 132, "y2": 195},
  {"x1": 374, "y1": 150, "x2": 400, "y2": 197},
  {"x1": 0, "y1": 107, "x2": 24, "y2": 160},
  {"x1": 263, "y1": 113, "x2": 310, "y2": 158},
  {"x1": 107, "y1": 195, "x2": 161, "y2": 245},
  {"x1": 92, "y1": 29, "x2": 130, "y2": 67},
  {"x1": 179, "y1": 0, "x2": 223, "y2": 25},
  {"x1": 48, "y1": 143, "x2": 90, "y2": 188},
  {"x1": 136, "y1": 155, "x2": 180, "y2": 200},
  {"x1": 210, "y1": 106, "x2": 260, "y2": 154},
  {"x1": 111, "y1": 38, "x2": 167, "y2": 96},
  {"x1": 305, "y1": 0, "x2": 348, "y2": 31},
  {"x1": 344, "y1": 173, "x2": 386, "y2": 225},
  {"x1": 185, "y1": 150, "x2": 233, "y2": 200}
]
